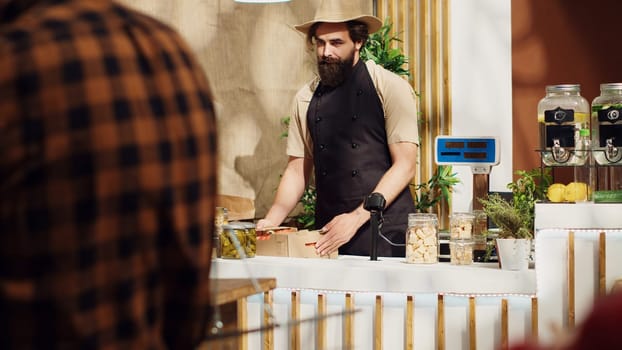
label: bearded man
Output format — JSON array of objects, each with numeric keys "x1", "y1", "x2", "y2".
[{"x1": 257, "y1": 1, "x2": 419, "y2": 257}]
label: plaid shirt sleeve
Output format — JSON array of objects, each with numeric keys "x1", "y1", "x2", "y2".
[{"x1": 0, "y1": 1, "x2": 217, "y2": 349}]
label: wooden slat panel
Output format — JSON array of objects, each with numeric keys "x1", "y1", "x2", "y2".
[
  {"x1": 501, "y1": 299, "x2": 508, "y2": 350},
  {"x1": 345, "y1": 293, "x2": 354, "y2": 350},
  {"x1": 238, "y1": 297, "x2": 248, "y2": 350},
  {"x1": 374, "y1": 0, "x2": 452, "y2": 226},
  {"x1": 437, "y1": 294, "x2": 445, "y2": 350},
  {"x1": 408, "y1": 0, "x2": 417, "y2": 84},
  {"x1": 397, "y1": 0, "x2": 406, "y2": 51},
  {"x1": 375, "y1": 295, "x2": 383, "y2": 350},
  {"x1": 469, "y1": 296, "x2": 476, "y2": 350},
  {"x1": 599, "y1": 231, "x2": 607, "y2": 297},
  {"x1": 263, "y1": 291, "x2": 273, "y2": 350},
  {"x1": 568, "y1": 231, "x2": 575, "y2": 328},
  {"x1": 290, "y1": 291, "x2": 300, "y2": 350},
  {"x1": 531, "y1": 297, "x2": 538, "y2": 341},
  {"x1": 406, "y1": 295, "x2": 414, "y2": 350},
  {"x1": 442, "y1": 0, "x2": 451, "y2": 136},
  {"x1": 317, "y1": 294, "x2": 326, "y2": 350}
]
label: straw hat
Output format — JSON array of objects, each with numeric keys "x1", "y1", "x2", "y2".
[{"x1": 294, "y1": 0, "x2": 382, "y2": 36}]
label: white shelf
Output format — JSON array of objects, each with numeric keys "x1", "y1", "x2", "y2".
[{"x1": 535, "y1": 202, "x2": 622, "y2": 231}]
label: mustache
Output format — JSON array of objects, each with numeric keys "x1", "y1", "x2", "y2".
[{"x1": 319, "y1": 56, "x2": 341, "y2": 65}]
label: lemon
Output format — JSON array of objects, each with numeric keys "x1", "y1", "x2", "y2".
[
  {"x1": 547, "y1": 183, "x2": 566, "y2": 203},
  {"x1": 564, "y1": 182, "x2": 588, "y2": 202}
]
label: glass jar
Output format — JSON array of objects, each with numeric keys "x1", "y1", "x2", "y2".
[
  {"x1": 449, "y1": 240, "x2": 474, "y2": 265},
  {"x1": 405, "y1": 213, "x2": 439, "y2": 264},
  {"x1": 238, "y1": 221, "x2": 257, "y2": 258},
  {"x1": 537, "y1": 84, "x2": 590, "y2": 166},
  {"x1": 449, "y1": 212, "x2": 475, "y2": 240},
  {"x1": 220, "y1": 222, "x2": 256, "y2": 259},
  {"x1": 213, "y1": 207, "x2": 228, "y2": 258},
  {"x1": 591, "y1": 83, "x2": 622, "y2": 191}
]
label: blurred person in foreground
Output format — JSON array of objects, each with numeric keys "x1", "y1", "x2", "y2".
[
  {"x1": 257, "y1": 0, "x2": 419, "y2": 257},
  {"x1": 0, "y1": 0, "x2": 217, "y2": 348},
  {"x1": 510, "y1": 288, "x2": 622, "y2": 350}
]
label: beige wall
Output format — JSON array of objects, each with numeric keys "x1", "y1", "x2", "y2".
[{"x1": 120, "y1": 0, "x2": 373, "y2": 217}]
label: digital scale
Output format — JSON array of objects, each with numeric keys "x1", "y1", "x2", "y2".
[
  {"x1": 435, "y1": 136, "x2": 500, "y2": 174},
  {"x1": 435, "y1": 135, "x2": 500, "y2": 213}
]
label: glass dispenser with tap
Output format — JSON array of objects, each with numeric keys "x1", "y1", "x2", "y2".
[
  {"x1": 591, "y1": 83, "x2": 622, "y2": 190},
  {"x1": 537, "y1": 84, "x2": 590, "y2": 166}
]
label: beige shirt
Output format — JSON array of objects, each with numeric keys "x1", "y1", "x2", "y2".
[{"x1": 286, "y1": 60, "x2": 420, "y2": 158}]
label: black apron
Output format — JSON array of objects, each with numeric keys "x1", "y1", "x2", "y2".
[{"x1": 307, "y1": 60, "x2": 415, "y2": 257}]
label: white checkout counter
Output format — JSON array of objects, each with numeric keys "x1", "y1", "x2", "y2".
[{"x1": 209, "y1": 203, "x2": 622, "y2": 350}]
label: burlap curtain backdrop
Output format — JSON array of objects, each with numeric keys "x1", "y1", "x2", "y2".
[{"x1": 120, "y1": 0, "x2": 373, "y2": 218}]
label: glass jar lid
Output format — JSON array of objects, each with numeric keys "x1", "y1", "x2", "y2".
[
  {"x1": 546, "y1": 84, "x2": 581, "y2": 93},
  {"x1": 600, "y1": 83, "x2": 622, "y2": 92}
]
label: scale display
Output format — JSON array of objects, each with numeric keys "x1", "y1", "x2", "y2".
[{"x1": 435, "y1": 136, "x2": 499, "y2": 166}]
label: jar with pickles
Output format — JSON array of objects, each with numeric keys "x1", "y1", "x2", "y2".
[
  {"x1": 537, "y1": 84, "x2": 590, "y2": 166},
  {"x1": 220, "y1": 221, "x2": 257, "y2": 259},
  {"x1": 405, "y1": 213, "x2": 439, "y2": 264}
]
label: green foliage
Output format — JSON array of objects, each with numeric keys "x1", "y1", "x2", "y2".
[
  {"x1": 296, "y1": 185, "x2": 316, "y2": 229},
  {"x1": 479, "y1": 193, "x2": 532, "y2": 239},
  {"x1": 411, "y1": 165, "x2": 460, "y2": 213},
  {"x1": 360, "y1": 18, "x2": 409, "y2": 77},
  {"x1": 479, "y1": 168, "x2": 552, "y2": 239},
  {"x1": 507, "y1": 168, "x2": 551, "y2": 235},
  {"x1": 280, "y1": 116, "x2": 290, "y2": 139}
]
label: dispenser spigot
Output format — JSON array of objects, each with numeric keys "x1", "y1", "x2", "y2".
[
  {"x1": 604, "y1": 138, "x2": 620, "y2": 163},
  {"x1": 551, "y1": 138, "x2": 570, "y2": 163}
]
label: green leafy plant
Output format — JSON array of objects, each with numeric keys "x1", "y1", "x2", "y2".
[
  {"x1": 479, "y1": 168, "x2": 551, "y2": 239},
  {"x1": 296, "y1": 185, "x2": 316, "y2": 229},
  {"x1": 361, "y1": 17, "x2": 422, "y2": 119},
  {"x1": 360, "y1": 18, "x2": 409, "y2": 77},
  {"x1": 411, "y1": 165, "x2": 460, "y2": 213}
]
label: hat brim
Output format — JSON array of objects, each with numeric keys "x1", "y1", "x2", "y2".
[{"x1": 294, "y1": 15, "x2": 382, "y2": 36}]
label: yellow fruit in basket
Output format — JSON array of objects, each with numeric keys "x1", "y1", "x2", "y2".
[
  {"x1": 564, "y1": 182, "x2": 588, "y2": 202},
  {"x1": 547, "y1": 183, "x2": 566, "y2": 202}
]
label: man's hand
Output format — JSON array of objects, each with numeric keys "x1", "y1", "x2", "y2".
[
  {"x1": 256, "y1": 219, "x2": 277, "y2": 231},
  {"x1": 315, "y1": 209, "x2": 369, "y2": 256}
]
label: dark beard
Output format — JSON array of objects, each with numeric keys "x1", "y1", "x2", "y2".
[{"x1": 317, "y1": 55, "x2": 354, "y2": 88}]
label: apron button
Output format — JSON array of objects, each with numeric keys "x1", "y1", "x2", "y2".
[{"x1": 351, "y1": 169, "x2": 358, "y2": 177}]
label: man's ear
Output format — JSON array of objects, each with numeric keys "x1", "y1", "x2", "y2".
[{"x1": 354, "y1": 41, "x2": 363, "y2": 51}]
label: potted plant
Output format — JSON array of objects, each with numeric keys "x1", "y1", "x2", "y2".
[{"x1": 479, "y1": 168, "x2": 551, "y2": 270}]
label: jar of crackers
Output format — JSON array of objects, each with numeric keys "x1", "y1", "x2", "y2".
[
  {"x1": 449, "y1": 212, "x2": 475, "y2": 265},
  {"x1": 405, "y1": 213, "x2": 439, "y2": 264}
]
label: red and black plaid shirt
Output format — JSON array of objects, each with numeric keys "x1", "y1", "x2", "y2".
[{"x1": 0, "y1": 0, "x2": 217, "y2": 348}]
